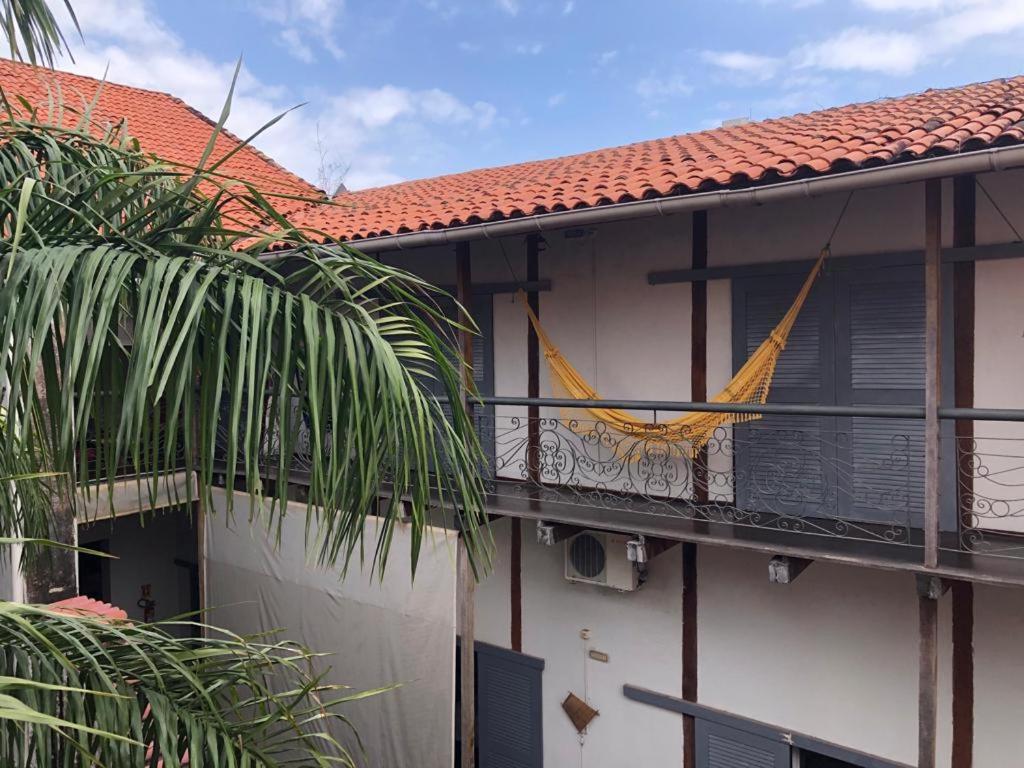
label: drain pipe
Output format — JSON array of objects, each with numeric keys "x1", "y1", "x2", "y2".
[{"x1": 318, "y1": 143, "x2": 1024, "y2": 255}]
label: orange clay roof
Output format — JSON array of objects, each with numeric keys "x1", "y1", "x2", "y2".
[
  {"x1": 48, "y1": 595, "x2": 128, "y2": 622},
  {"x1": 0, "y1": 58, "x2": 322, "y2": 217},
  {"x1": 292, "y1": 75, "x2": 1024, "y2": 243}
]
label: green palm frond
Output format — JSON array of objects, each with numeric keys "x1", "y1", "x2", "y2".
[
  {"x1": 0, "y1": 602, "x2": 380, "y2": 766},
  {"x1": 1, "y1": 0, "x2": 79, "y2": 67},
  {"x1": 0, "y1": 85, "x2": 489, "y2": 576}
]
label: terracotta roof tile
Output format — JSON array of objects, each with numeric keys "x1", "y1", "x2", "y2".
[
  {"x1": 288, "y1": 74, "x2": 1024, "y2": 245},
  {"x1": 48, "y1": 595, "x2": 128, "y2": 622},
  {"x1": 0, "y1": 58, "x2": 321, "y2": 219}
]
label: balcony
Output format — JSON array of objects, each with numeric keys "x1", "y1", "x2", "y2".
[
  {"x1": 211, "y1": 395, "x2": 1024, "y2": 586},
  {"x1": 472, "y1": 397, "x2": 1024, "y2": 585}
]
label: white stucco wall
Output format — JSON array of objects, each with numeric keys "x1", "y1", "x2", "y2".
[
  {"x1": 522, "y1": 530, "x2": 683, "y2": 768},
  {"x1": 698, "y1": 545, "x2": 954, "y2": 766},
  {"x1": 974, "y1": 584, "x2": 1024, "y2": 766},
  {"x1": 474, "y1": 516, "x2": 513, "y2": 647},
  {"x1": 473, "y1": 520, "x2": 683, "y2": 768}
]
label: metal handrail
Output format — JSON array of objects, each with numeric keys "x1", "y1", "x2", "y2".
[{"x1": 469, "y1": 395, "x2": 1024, "y2": 422}]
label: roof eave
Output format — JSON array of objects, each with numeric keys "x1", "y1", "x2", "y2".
[{"x1": 314, "y1": 143, "x2": 1024, "y2": 256}]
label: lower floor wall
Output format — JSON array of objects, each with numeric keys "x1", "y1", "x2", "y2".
[
  {"x1": 475, "y1": 518, "x2": 1024, "y2": 767},
  {"x1": 204, "y1": 490, "x2": 459, "y2": 768}
]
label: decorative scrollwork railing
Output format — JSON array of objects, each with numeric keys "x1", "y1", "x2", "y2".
[{"x1": 209, "y1": 394, "x2": 1024, "y2": 564}]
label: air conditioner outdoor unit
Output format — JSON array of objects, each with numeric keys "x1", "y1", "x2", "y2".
[{"x1": 564, "y1": 530, "x2": 639, "y2": 591}]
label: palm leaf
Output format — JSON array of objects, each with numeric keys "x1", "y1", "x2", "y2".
[
  {"x1": 0, "y1": 99, "x2": 490, "y2": 577},
  {"x1": 0, "y1": 603, "x2": 374, "y2": 766}
]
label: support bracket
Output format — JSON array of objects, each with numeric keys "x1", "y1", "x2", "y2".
[
  {"x1": 536, "y1": 521, "x2": 579, "y2": 546},
  {"x1": 916, "y1": 573, "x2": 950, "y2": 600},
  {"x1": 626, "y1": 535, "x2": 680, "y2": 564},
  {"x1": 768, "y1": 555, "x2": 813, "y2": 584}
]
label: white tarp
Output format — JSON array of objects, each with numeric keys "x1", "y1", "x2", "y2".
[{"x1": 205, "y1": 490, "x2": 457, "y2": 768}]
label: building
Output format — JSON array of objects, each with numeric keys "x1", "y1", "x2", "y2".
[
  {"x1": 286, "y1": 75, "x2": 1024, "y2": 768},
  {"x1": 0, "y1": 58, "x2": 322, "y2": 220},
  {"x1": 5, "y1": 55, "x2": 1024, "y2": 767}
]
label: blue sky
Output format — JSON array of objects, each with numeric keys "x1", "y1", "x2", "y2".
[{"x1": 55, "y1": 0, "x2": 1024, "y2": 191}]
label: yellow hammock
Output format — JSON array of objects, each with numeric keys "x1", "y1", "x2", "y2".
[{"x1": 514, "y1": 248, "x2": 828, "y2": 458}]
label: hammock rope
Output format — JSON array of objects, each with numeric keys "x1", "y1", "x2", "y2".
[{"x1": 514, "y1": 247, "x2": 829, "y2": 458}]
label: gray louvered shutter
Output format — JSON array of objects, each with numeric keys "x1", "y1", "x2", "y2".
[
  {"x1": 476, "y1": 643, "x2": 544, "y2": 768},
  {"x1": 733, "y1": 272, "x2": 838, "y2": 519},
  {"x1": 835, "y1": 267, "x2": 926, "y2": 526},
  {"x1": 696, "y1": 719, "x2": 789, "y2": 768}
]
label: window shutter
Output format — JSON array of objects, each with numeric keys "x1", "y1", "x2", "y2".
[
  {"x1": 476, "y1": 643, "x2": 544, "y2": 768},
  {"x1": 733, "y1": 273, "x2": 838, "y2": 519},
  {"x1": 835, "y1": 267, "x2": 926, "y2": 526},
  {"x1": 696, "y1": 719, "x2": 790, "y2": 768}
]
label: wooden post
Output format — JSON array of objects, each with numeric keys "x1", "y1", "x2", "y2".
[
  {"x1": 455, "y1": 242, "x2": 476, "y2": 768},
  {"x1": 918, "y1": 575, "x2": 940, "y2": 768},
  {"x1": 458, "y1": 538, "x2": 476, "y2": 768},
  {"x1": 924, "y1": 179, "x2": 942, "y2": 570},
  {"x1": 684, "y1": 210, "x2": 707, "y2": 768},
  {"x1": 691, "y1": 210, "x2": 709, "y2": 505},
  {"x1": 682, "y1": 542, "x2": 698, "y2": 768},
  {"x1": 526, "y1": 234, "x2": 541, "y2": 484},
  {"x1": 510, "y1": 517, "x2": 522, "y2": 651},
  {"x1": 515, "y1": 235, "x2": 540, "y2": 653},
  {"x1": 951, "y1": 174, "x2": 976, "y2": 768}
]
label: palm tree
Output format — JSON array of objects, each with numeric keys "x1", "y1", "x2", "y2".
[{"x1": 0, "y1": 1, "x2": 488, "y2": 764}]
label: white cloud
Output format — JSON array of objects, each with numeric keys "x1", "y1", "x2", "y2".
[
  {"x1": 547, "y1": 92, "x2": 565, "y2": 107},
  {"x1": 250, "y1": 0, "x2": 345, "y2": 62},
  {"x1": 796, "y1": 28, "x2": 924, "y2": 75},
  {"x1": 597, "y1": 49, "x2": 619, "y2": 66},
  {"x1": 497, "y1": 0, "x2": 519, "y2": 15},
  {"x1": 635, "y1": 72, "x2": 693, "y2": 102},
  {"x1": 701, "y1": 0, "x2": 1024, "y2": 85},
  {"x1": 856, "y1": 0, "x2": 960, "y2": 10},
  {"x1": 457, "y1": 40, "x2": 481, "y2": 52},
  {"x1": 797, "y1": 0, "x2": 1024, "y2": 75},
  {"x1": 562, "y1": 0, "x2": 575, "y2": 13},
  {"x1": 278, "y1": 28, "x2": 315, "y2": 64},
  {"x1": 701, "y1": 50, "x2": 780, "y2": 80},
  {"x1": 514, "y1": 41, "x2": 544, "y2": 55},
  {"x1": 421, "y1": 0, "x2": 460, "y2": 20},
  {"x1": 51, "y1": 0, "x2": 496, "y2": 191}
]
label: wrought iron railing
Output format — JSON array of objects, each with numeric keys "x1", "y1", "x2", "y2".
[
  {"x1": 471, "y1": 397, "x2": 1024, "y2": 568},
  {"x1": 210, "y1": 393, "x2": 1024, "y2": 572}
]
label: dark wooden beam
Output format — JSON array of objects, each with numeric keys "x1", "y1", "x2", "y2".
[
  {"x1": 951, "y1": 173, "x2": 976, "y2": 768},
  {"x1": 457, "y1": 538, "x2": 476, "y2": 768},
  {"x1": 625, "y1": 685, "x2": 912, "y2": 768},
  {"x1": 456, "y1": 242, "x2": 474, "y2": 410},
  {"x1": 691, "y1": 210, "x2": 709, "y2": 506},
  {"x1": 924, "y1": 179, "x2": 942, "y2": 571},
  {"x1": 951, "y1": 581, "x2": 974, "y2": 768},
  {"x1": 454, "y1": 242, "x2": 476, "y2": 768},
  {"x1": 518, "y1": 235, "x2": 542, "y2": 654},
  {"x1": 920, "y1": 178, "x2": 943, "y2": 768},
  {"x1": 918, "y1": 574, "x2": 941, "y2": 768},
  {"x1": 647, "y1": 240, "x2": 1024, "y2": 285},
  {"x1": 511, "y1": 517, "x2": 522, "y2": 652},
  {"x1": 768, "y1": 555, "x2": 813, "y2": 584},
  {"x1": 685, "y1": 209, "x2": 707, "y2": 768},
  {"x1": 682, "y1": 542, "x2": 698, "y2": 768}
]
